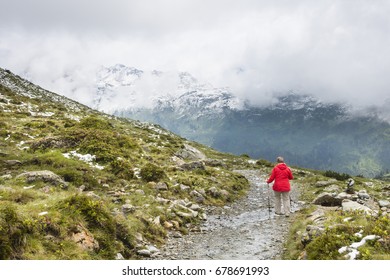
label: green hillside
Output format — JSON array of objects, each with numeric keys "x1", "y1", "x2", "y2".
[{"x1": 0, "y1": 68, "x2": 251, "y2": 259}]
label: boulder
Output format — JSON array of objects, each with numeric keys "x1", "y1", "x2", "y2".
[
  {"x1": 16, "y1": 170, "x2": 68, "y2": 187},
  {"x1": 335, "y1": 192, "x2": 352, "y2": 200},
  {"x1": 155, "y1": 182, "x2": 168, "y2": 191},
  {"x1": 313, "y1": 192, "x2": 343, "y2": 206},
  {"x1": 342, "y1": 200, "x2": 373, "y2": 214},
  {"x1": 3, "y1": 160, "x2": 22, "y2": 166},
  {"x1": 357, "y1": 190, "x2": 370, "y2": 200},
  {"x1": 307, "y1": 208, "x2": 326, "y2": 223},
  {"x1": 190, "y1": 190, "x2": 205, "y2": 203},
  {"x1": 208, "y1": 187, "x2": 221, "y2": 198},
  {"x1": 174, "y1": 144, "x2": 206, "y2": 161},
  {"x1": 179, "y1": 161, "x2": 205, "y2": 171},
  {"x1": 122, "y1": 204, "x2": 136, "y2": 214},
  {"x1": 179, "y1": 184, "x2": 191, "y2": 192},
  {"x1": 379, "y1": 200, "x2": 390, "y2": 208},
  {"x1": 324, "y1": 184, "x2": 340, "y2": 192},
  {"x1": 315, "y1": 179, "x2": 337, "y2": 187}
]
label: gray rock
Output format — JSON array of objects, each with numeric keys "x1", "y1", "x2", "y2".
[
  {"x1": 342, "y1": 200, "x2": 373, "y2": 214},
  {"x1": 190, "y1": 190, "x2": 205, "y2": 203},
  {"x1": 190, "y1": 204, "x2": 201, "y2": 211},
  {"x1": 116, "y1": 253, "x2": 125, "y2": 260},
  {"x1": 1, "y1": 174, "x2": 12, "y2": 180},
  {"x1": 208, "y1": 187, "x2": 221, "y2": 198},
  {"x1": 378, "y1": 200, "x2": 390, "y2": 208},
  {"x1": 137, "y1": 249, "x2": 151, "y2": 257},
  {"x1": 122, "y1": 204, "x2": 136, "y2": 214},
  {"x1": 180, "y1": 161, "x2": 205, "y2": 171},
  {"x1": 315, "y1": 179, "x2": 337, "y2": 187},
  {"x1": 324, "y1": 184, "x2": 340, "y2": 192},
  {"x1": 358, "y1": 190, "x2": 370, "y2": 200},
  {"x1": 155, "y1": 182, "x2": 168, "y2": 191},
  {"x1": 307, "y1": 208, "x2": 326, "y2": 222},
  {"x1": 176, "y1": 211, "x2": 193, "y2": 218},
  {"x1": 147, "y1": 245, "x2": 160, "y2": 254},
  {"x1": 220, "y1": 190, "x2": 230, "y2": 198},
  {"x1": 174, "y1": 144, "x2": 206, "y2": 161},
  {"x1": 135, "y1": 189, "x2": 145, "y2": 195},
  {"x1": 313, "y1": 192, "x2": 343, "y2": 206},
  {"x1": 16, "y1": 170, "x2": 68, "y2": 187},
  {"x1": 180, "y1": 184, "x2": 191, "y2": 192},
  {"x1": 336, "y1": 192, "x2": 352, "y2": 200},
  {"x1": 3, "y1": 160, "x2": 22, "y2": 166}
]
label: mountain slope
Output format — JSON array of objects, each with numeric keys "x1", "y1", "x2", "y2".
[
  {"x1": 121, "y1": 92, "x2": 390, "y2": 178},
  {"x1": 0, "y1": 67, "x2": 252, "y2": 259}
]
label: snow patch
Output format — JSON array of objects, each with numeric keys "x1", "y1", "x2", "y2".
[
  {"x1": 63, "y1": 150, "x2": 104, "y2": 170},
  {"x1": 338, "y1": 234, "x2": 379, "y2": 260}
]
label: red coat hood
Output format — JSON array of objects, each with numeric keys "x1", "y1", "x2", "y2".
[{"x1": 276, "y1": 163, "x2": 288, "y2": 170}]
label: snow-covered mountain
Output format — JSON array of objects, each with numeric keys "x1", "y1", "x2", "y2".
[{"x1": 93, "y1": 64, "x2": 244, "y2": 117}]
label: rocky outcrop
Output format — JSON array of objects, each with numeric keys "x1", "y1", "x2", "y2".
[
  {"x1": 70, "y1": 224, "x2": 99, "y2": 251},
  {"x1": 179, "y1": 161, "x2": 205, "y2": 171},
  {"x1": 16, "y1": 170, "x2": 68, "y2": 187},
  {"x1": 174, "y1": 144, "x2": 206, "y2": 161},
  {"x1": 342, "y1": 200, "x2": 373, "y2": 214},
  {"x1": 313, "y1": 192, "x2": 343, "y2": 206}
]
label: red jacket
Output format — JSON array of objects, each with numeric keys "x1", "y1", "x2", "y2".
[{"x1": 267, "y1": 163, "x2": 293, "y2": 192}]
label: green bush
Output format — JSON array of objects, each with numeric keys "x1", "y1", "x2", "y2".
[
  {"x1": 109, "y1": 158, "x2": 134, "y2": 180},
  {"x1": 0, "y1": 204, "x2": 30, "y2": 259},
  {"x1": 79, "y1": 116, "x2": 113, "y2": 130},
  {"x1": 140, "y1": 163, "x2": 167, "y2": 182},
  {"x1": 256, "y1": 159, "x2": 273, "y2": 167},
  {"x1": 323, "y1": 170, "x2": 350, "y2": 181}
]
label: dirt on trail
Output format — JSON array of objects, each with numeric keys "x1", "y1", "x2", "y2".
[{"x1": 157, "y1": 170, "x2": 300, "y2": 260}]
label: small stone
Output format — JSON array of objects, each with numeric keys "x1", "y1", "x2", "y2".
[
  {"x1": 1, "y1": 174, "x2": 12, "y2": 180},
  {"x1": 137, "y1": 249, "x2": 151, "y2": 257},
  {"x1": 135, "y1": 189, "x2": 145, "y2": 195},
  {"x1": 155, "y1": 182, "x2": 168, "y2": 191}
]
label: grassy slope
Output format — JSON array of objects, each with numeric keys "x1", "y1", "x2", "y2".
[{"x1": 0, "y1": 68, "x2": 252, "y2": 259}]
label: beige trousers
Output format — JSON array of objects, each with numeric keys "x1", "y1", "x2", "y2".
[{"x1": 274, "y1": 191, "x2": 290, "y2": 214}]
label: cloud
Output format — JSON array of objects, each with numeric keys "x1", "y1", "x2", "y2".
[{"x1": 1, "y1": 0, "x2": 390, "y2": 108}]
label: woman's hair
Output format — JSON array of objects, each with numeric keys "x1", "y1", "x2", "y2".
[{"x1": 276, "y1": 156, "x2": 284, "y2": 163}]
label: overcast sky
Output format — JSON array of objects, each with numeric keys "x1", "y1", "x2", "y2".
[{"x1": 1, "y1": 0, "x2": 390, "y2": 108}]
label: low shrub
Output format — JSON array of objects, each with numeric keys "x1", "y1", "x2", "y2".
[{"x1": 140, "y1": 163, "x2": 167, "y2": 182}]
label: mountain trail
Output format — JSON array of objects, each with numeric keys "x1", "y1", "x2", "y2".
[{"x1": 157, "y1": 170, "x2": 299, "y2": 260}]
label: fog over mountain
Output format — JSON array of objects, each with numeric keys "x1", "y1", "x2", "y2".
[{"x1": 1, "y1": 0, "x2": 390, "y2": 110}]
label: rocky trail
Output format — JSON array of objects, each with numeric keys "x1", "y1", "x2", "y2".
[{"x1": 157, "y1": 170, "x2": 300, "y2": 260}]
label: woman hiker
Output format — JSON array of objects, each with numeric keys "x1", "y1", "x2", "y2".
[{"x1": 266, "y1": 156, "x2": 294, "y2": 217}]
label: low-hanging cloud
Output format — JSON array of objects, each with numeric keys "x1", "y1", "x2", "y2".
[{"x1": 1, "y1": 0, "x2": 390, "y2": 109}]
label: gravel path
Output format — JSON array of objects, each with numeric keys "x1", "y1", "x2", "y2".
[{"x1": 157, "y1": 170, "x2": 299, "y2": 260}]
